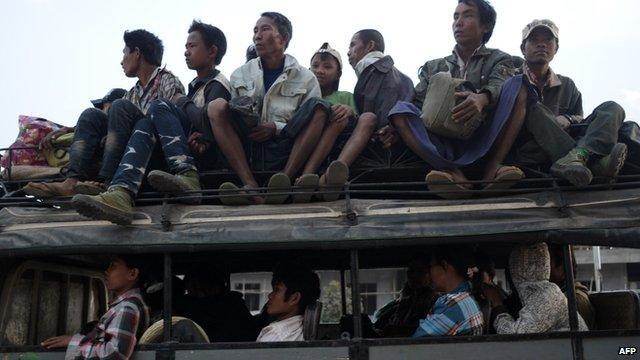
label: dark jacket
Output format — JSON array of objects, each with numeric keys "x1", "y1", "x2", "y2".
[
  {"x1": 354, "y1": 55, "x2": 414, "y2": 128},
  {"x1": 413, "y1": 46, "x2": 515, "y2": 111}
]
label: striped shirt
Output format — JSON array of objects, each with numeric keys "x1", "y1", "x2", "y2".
[
  {"x1": 413, "y1": 282, "x2": 483, "y2": 337},
  {"x1": 65, "y1": 288, "x2": 149, "y2": 360},
  {"x1": 124, "y1": 67, "x2": 185, "y2": 115}
]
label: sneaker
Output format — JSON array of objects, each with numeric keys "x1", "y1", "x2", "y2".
[
  {"x1": 229, "y1": 96, "x2": 262, "y2": 129},
  {"x1": 550, "y1": 147, "x2": 593, "y2": 187},
  {"x1": 147, "y1": 170, "x2": 202, "y2": 204},
  {"x1": 591, "y1": 142, "x2": 628, "y2": 179},
  {"x1": 72, "y1": 187, "x2": 134, "y2": 226}
]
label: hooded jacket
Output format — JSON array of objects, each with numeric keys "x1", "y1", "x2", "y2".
[{"x1": 494, "y1": 243, "x2": 588, "y2": 333}]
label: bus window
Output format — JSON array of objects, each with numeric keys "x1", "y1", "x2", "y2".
[
  {"x1": 37, "y1": 271, "x2": 65, "y2": 343},
  {"x1": 3, "y1": 270, "x2": 34, "y2": 346}
]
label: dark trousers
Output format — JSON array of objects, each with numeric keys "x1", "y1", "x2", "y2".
[
  {"x1": 109, "y1": 99, "x2": 196, "y2": 195},
  {"x1": 513, "y1": 101, "x2": 625, "y2": 167},
  {"x1": 67, "y1": 99, "x2": 145, "y2": 183}
]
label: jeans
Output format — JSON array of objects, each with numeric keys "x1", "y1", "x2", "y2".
[
  {"x1": 67, "y1": 107, "x2": 107, "y2": 180},
  {"x1": 109, "y1": 99, "x2": 196, "y2": 195}
]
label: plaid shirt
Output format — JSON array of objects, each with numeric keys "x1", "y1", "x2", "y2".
[
  {"x1": 412, "y1": 282, "x2": 483, "y2": 337},
  {"x1": 65, "y1": 288, "x2": 149, "y2": 360},
  {"x1": 124, "y1": 67, "x2": 185, "y2": 115}
]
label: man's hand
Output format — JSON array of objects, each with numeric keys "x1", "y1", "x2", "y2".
[
  {"x1": 40, "y1": 128, "x2": 71, "y2": 150},
  {"x1": 188, "y1": 131, "x2": 210, "y2": 157},
  {"x1": 452, "y1": 91, "x2": 489, "y2": 123},
  {"x1": 554, "y1": 115, "x2": 571, "y2": 129},
  {"x1": 248, "y1": 122, "x2": 277, "y2": 142},
  {"x1": 375, "y1": 125, "x2": 398, "y2": 149},
  {"x1": 331, "y1": 104, "x2": 354, "y2": 124},
  {"x1": 41, "y1": 335, "x2": 72, "y2": 349},
  {"x1": 481, "y1": 283, "x2": 504, "y2": 306}
]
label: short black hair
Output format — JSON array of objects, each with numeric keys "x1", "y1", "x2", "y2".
[
  {"x1": 458, "y1": 0, "x2": 497, "y2": 43},
  {"x1": 188, "y1": 20, "x2": 227, "y2": 65},
  {"x1": 355, "y1": 29, "x2": 385, "y2": 53},
  {"x1": 261, "y1": 12, "x2": 293, "y2": 49},
  {"x1": 112, "y1": 254, "x2": 150, "y2": 286},
  {"x1": 271, "y1": 262, "x2": 320, "y2": 314},
  {"x1": 548, "y1": 244, "x2": 577, "y2": 278},
  {"x1": 474, "y1": 250, "x2": 496, "y2": 279},
  {"x1": 123, "y1": 29, "x2": 164, "y2": 66},
  {"x1": 432, "y1": 245, "x2": 482, "y2": 298}
]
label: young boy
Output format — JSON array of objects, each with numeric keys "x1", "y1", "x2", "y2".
[
  {"x1": 293, "y1": 43, "x2": 376, "y2": 202},
  {"x1": 41, "y1": 255, "x2": 150, "y2": 359},
  {"x1": 256, "y1": 262, "x2": 321, "y2": 342}
]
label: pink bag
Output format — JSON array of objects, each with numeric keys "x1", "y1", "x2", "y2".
[{"x1": 1, "y1": 115, "x2": 65, "y2": 168}]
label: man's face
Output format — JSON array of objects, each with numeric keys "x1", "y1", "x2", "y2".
[
  {"x1": 266, "y1": 281, "x2": 298, "y2": 319},
  {"x1": 310, "y1": 55, "x2": 340, "y2": 89},
  {"x1": 121, "y1": 46, "x2": 140, "y2": 78},
  {"x1": 253, "y1": 16, "x2": 286, "y2": 59},
  {"x1": 185, "y1": 31, "x2": 216, "y2": 71},
  {"x1": 549, "y1": 253, "x2": 565, "y2": 285},
  {"x1": 523, "y1": 27, "x2": 558, "y2": 66},
  {"x1": 452, "y1": 2, "x2": 488, "y2": 47},
  {"x1": 429, "y1": 259, "x2": 448, "y2": 292},
  {"x1": 347, "y1": 33, "x2": 371, "y2": 68},
  {"x1": 104, "y1": 258, "x2": 137, "y2": 293}
]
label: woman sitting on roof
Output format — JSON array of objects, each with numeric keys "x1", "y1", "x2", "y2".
[{"x1": 413, "y1": 246, "x2": 484, "y2": 337}]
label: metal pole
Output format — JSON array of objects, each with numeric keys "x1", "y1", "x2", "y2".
[
  {"x1": 350, "y1": 249, "x2": 362, "y2": 338},
  {"x1": 340, "y1": 269, "x2": 347, "y2": 315},
  {"x1": 592, "y1": 246, "x2": 602, "y2": 291},
  {"x1": 163, "y1": 253, "x2": 173, "y2": 342},
  {"x1": 563, "y1": 245, "x2": 583, "y2": 360}
]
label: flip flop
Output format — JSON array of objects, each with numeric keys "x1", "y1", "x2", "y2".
[
  {"x1": 425, "y1": 170, "x2": 471, "y2": 200},
  {"x1": 292, "y1": 174, "x2": 319, "y2": 204},
  {"x1": 23, "y1": 181, "x2": 71, "y2": 198},
  {"x1": 321, "y1": 160, "x2": 349, "y2": 202},
  {"x1": 74, "y1": 181, "x2": 106, "y2": 196},
  {"x1": 265, "y1": 172, "x2": 291, "y2": 205},
  {"x1": 219, "y1": 182, "x2": 253, "y2": 206},
  {"x1": 482, "y1": 166, "x2": 524, "y2": 192}
]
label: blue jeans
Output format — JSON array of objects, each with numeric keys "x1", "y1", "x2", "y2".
[
  {"x1": 109, "y1": 99, "x2": 197, "y2": 195},
  {"x1": 67, "y1": 99, "x2": 145, "y2": 182}
]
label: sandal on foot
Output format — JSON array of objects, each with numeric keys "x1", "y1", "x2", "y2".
[
  {"x1": 482, "y1": 165, "x2": 524, "y2": 192},
  {"x1": 292, "y1": 174, "x2": 319, "y2": 204}
]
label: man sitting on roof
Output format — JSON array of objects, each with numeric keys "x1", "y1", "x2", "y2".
[
  {"x1": 507, "y1": 19, "x2": 627, "y2": 186},
  {"x1": 256, "y1": 262, "x2": 321, "y2": 342},
  {"x1": 41, "y1": 255, "x2": 150, "y2": 359},
  {"x1": 71, "y1": 21, "x2": 230, "y2": 226},
  {"x1": 388, "y1": 0, "x2": 526, "y2": 199},
  {"x1": 24, "y1": 29, "x2": 185, "y2": 199},
  {"x1": 207, "y1": 12, "x2": 331, "y2": 205}
]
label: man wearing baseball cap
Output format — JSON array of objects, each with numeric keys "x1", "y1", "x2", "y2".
[
  {"x1": 91, "y1": 88, "x2": 127, "y2": 112},
  {"x1": 510, "y1": 19, "x2": 627, "y2": 186}
]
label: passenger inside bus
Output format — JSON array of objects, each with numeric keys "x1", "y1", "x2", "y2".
[
  {"x1": 373, "y1": 256, "x2": 439, "y2": 337},
  {"x1": 41, "y1": 255, "x2": 150, "y2": 358},
  {"x1": 482, "y1": 243, "x2": 588, "y2": 333},
  {"x1": 548, "y1": 244, "x2": 596, "y2": 330},
  {"x1": 256, "y1": 261, "x2": 321, "y2": 342},
  {"x1": 176, "y1": 264, "x2": 258, "y2": 342},
  {"x1": 412, "y1": 246, "x2": 484, "y2": 337}
]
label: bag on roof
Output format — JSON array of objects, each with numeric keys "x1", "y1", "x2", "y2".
[
  {"x1": 421, "y1": 72, "x2": 481, "y2": 140},
  {"x1": 1, "y1": 115, "x2": 65, "y2": 168}
]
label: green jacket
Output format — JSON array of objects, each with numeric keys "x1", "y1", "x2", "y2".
[{"x1": 413, "y1": 45, "x2": 515, "y2": 110}]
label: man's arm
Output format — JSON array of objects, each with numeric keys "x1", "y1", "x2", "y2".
[
  {"x1": 480, "y1": 53, "x2": 516, "y2": 109},
  {"x1": 159, "y1": 72, "x2": 186, "y2": 104}
]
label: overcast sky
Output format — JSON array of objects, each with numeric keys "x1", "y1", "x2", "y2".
[{"x1": 1, "y1": 0, "x2": 638, "y2": 148}]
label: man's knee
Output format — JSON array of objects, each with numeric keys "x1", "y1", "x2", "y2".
[
  {"x1": 596, "y1": 101, "x2": 626, "y2": 119},
  {"x1": 358, "y1": 112, "x2": 378, "y2": 131},
  {"x1": 148, "y1": 98, "x2": 172, "y2": 115},
  {"x1": 207, "y1": 98, "x2": 229, "y2": 125},
  {"x1": 77, "y1": 107, "x2": 106, "y2": 128},
  {"x1": 389, "y1": 113, "x2": 409, "y2": 128}
]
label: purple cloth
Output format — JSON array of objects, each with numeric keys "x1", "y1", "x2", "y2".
[{"x1": 388, "y1": 75, "x2": 523, "y2": 170}]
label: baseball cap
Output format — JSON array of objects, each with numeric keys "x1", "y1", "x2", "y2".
[
  {"x1": 313, "y1": 42, "x2": 343, "y2": 70},
  {"x1": 91, "y1": 88, "x2": 127, "y2": 108},
  {"x1": 522, "y1": 19, "x2": 559, "y2": 42}
]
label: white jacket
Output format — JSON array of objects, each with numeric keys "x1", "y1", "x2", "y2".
[{"x1": 230, "y1": 55, "x2": 321, "y2": 134}]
